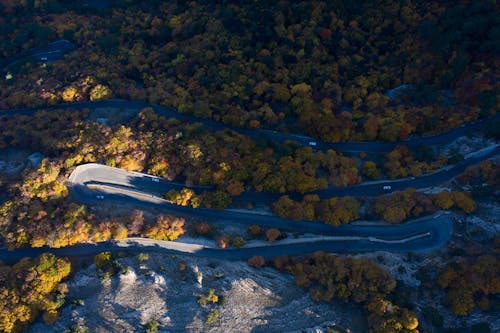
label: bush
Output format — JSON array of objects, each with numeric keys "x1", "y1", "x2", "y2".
[
  {"x1": 248, "y1": 256, "x2": 266, "y2": 268},
  {"x1": 94, "y1": 251, "x2": 113, "y2": 269},
  {"x1": 231, "y1": 236, "x2": 245, "y2": 248},
  {"x1": 144, "y1": 320, "x2": 159, "y2": 333},
  {"x1": 137, "y1": 253, "x2": 149, "y2": 262},
  {"x1": 265, "y1": 228, "x2": 280, "y2": 242},
  {"x1": 206, "y1": 309, "x2": 219, "y2": 326},
  {"x1": 198, "y1": 289, "x2": 218, "y2": 306},
  {"x1": 248, "y1": 224, "x2": 261, "y2": 236}
]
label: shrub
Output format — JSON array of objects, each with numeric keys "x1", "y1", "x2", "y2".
[
  {"x1": 265, "y1": 228, "x2": 280, "y2": 242},
  {"x1": 248, "y1": 256, "x2": 266, "y2": 268},
  {"x1": 206, "y1": 309, "x2": 219, "y2": 326}
]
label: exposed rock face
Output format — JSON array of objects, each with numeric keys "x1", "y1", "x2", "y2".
[{"x1": 27, "y1": 253, "x2": 363, "y2": 333}]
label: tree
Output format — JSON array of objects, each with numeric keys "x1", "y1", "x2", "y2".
[
  {"x1": 0, "y1": 254, "x2": 71, "y2": 333},
  {"x1": 362, "y1": 161, "x2": 380, "y2": 179},
  {"x1": 452, "y1": 191, "x2": 476, "y2": 213},
  {"x1": 437, "y1": 255, "x2": 499, "y2": 316},
  {"x1": 215, "y1": 235, "x2": 229, "y2": 248},
  {"x1": 128, "y1": 210, "x2": 145, "y2": 235},
  {"x1": 265, "y1": 228, "x2": 280, "y2": 242},
  {"x1": 165, "y1": 189, "x2": 197, "y2": 206},
  {"x1": 89, "y1": 84, "x2": 112, "y2": 101},
  {"x1": 432, "y1": 191, "x2": 454, "y2": 209},
  {"x1": 61, "y1": 86, "x2": 78, "y2": 102},
  {"x1": 143, "y1": 215, "x2": 185, "y2": 241},
  {"x1": 232, "y1": 236, "x2": 245, "y2": 248},
  {"x1": 194, "y1": 222, "x2": 212, "y2": 235},
  {"x1": 248, "y1": 224, "x2": 261, "y2": 237},
  {"x1": 248, "y1": 255, "x2": 266, "y2": 268},
  {"x1": 202, "y1": 190, "x2": 232, "y2": 210},
  {"x1": 94, "y1": 252, "x2": 113, "y2": 270},
  {"x1": 120, "y1": 155, "x2": 143, "y2": 171},
  {"x1": 226, "y1": 180, "x2": 245, "y2": 196}
]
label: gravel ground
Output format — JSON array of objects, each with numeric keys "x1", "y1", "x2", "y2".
[{"x1": 27, "y1": 253, "x2": 364, "y2": 333}]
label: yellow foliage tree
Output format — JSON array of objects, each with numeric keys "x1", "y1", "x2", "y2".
[
  {"x1": 120, "y1": 154, "x2": 143, "y2": 171},
  {"x1": 144, "y1": 215, "x2": 185, "y2": 241},
  {"x1": 432, "y1": 191, "x2": 454, "y2": 209},
  {"x1": 452, "y1": 191, "x2": 476, "y2": 213},
  {"x1": 89, "y1": 84, "x2": 112, "y2": 101},
  {"x1": 61, "y1": 86, "x2": 78, "y2": 102}
]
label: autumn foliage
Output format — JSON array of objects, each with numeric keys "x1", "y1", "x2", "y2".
[
  {"x1": 2, "y1": 1, "x2": 496, "y2": 144},
  {"x1": 273, "y1": 195, "x2": 360, "y2": 226},
  {"x1": 456, "y1": 160, "x2": 500, "y2": 187},
  {"x1": 372, "y1": 189, "x2": 476, "y2": 223},
  {"x1": 247, "y1": 256, "x2": 266, "y2": 268},
  {"x1": 384, "y1": 145, "x2": 445, "y2": 179},
  {"x1": 265, "y1": 228, "x2": 281, "y2": 242},
  {"x1": 142, "y1": 215, "x2": 185, "y2": 241},
  {"x1": 0, "y1": 107, "x2": 360, "y2": 200},
  {"x1": 0, "y1": 254, "x2": 71, "y2": 333},
  {"x1": 278, "y1": 252, "x2": 419, "y2": 333},
  {"x1": 438, "y1": 255, "x2": 500, "y2": 316}
]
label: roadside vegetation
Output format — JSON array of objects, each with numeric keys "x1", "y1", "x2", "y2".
[
  {"x1": 0, "y1": 159, "x2": 185, "y2": 249},
  {"x1": 0, "y1": 107, "x2": 360, "y2": 199},
  {"x1": 272, "y1": 188, "x2": 476, "y2": 224}
]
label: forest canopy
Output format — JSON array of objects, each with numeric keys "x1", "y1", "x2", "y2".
[{"x1": 1, "y1": 0, "x2": 498, "y2": 143}]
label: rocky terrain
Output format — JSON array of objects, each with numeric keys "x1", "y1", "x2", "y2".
[{"x1": 27, "y1": 253, "x2": 363, "y2": 333}]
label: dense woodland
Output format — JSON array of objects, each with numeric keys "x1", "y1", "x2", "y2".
[
  {"x1": 438, "y1": 255, "x2": 500, "y2": 316},
  {"x1": 0, "y1": 253, "x2": 71, "y2": 333},
  {"x1": 263, "y1": 252, "x2": 420, "y2": 333},
  {"x1": 0, "y1": 107, "x2": 360, "y2": 196},
  {"x1": 1, "y1": 1, "x2": 498, "y2": 143},
  {"x1": 0, "y1": 1, "x2": 499, "y2": 332},
  {"x1": 0, "y1": 107, "x2": 454, "y2": 204}
]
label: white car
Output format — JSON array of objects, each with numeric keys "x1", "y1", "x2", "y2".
[
  {"x1": 382, "y1": 185, "x2": 392, "y2": 191},
  {"x1": 96, "y1": 195, "x2": 105, "y2": 200},
  {"x1": 308, "y1": 141, "x2": 317, "y2": 146},
  {"x1": 152, "y1": 178, "x2": 160, "y2": 182}
]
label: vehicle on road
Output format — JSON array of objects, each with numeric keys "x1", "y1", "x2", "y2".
[
  {"x1": 96, "y1": 195, "x2": 105, "y2": 199},
  {"x1": 382, "y1": 185, "x2": 392, "y2": 192}
]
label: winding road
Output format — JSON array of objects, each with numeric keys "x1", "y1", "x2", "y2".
[
  {"x1": 2, "y1": 99, "x2": 499, "y2": 153},
  {"x1": 59, "y1": 163, "x2": 454, "y2": 257},
  {"x1": 0, "y1": 98, "x2": 497, "y2": 260}
]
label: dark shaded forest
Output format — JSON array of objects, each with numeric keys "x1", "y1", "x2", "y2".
[{"x1": 1, "y1": 0, "x2": 498, "y2": 142}]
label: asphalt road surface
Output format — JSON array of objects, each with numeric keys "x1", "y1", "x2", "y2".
[
  {"x1": 0, "y1": 221, "x2": 450, "y2": 262},
  {"x1": 2, "y1": 99, "x2": 498, "y2": 153},
  {"x1": 1, "y1": 40, "x2": 76, "y2": 69},
  {"x1": 0, "y1": 99, "x2": 497, "y2": 260},
  {"x1": 57, "y1": 163, "x2": 455, "y2": 258}
]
